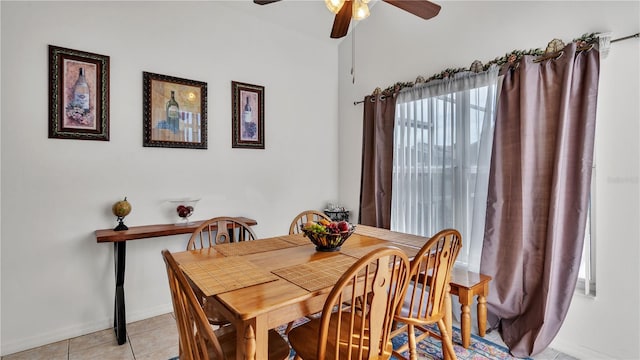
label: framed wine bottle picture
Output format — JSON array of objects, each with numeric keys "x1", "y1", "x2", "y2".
[
  {"x1": 142, "y1": 72, "x2": 207, "y2": 149},
  {"x1": 231, "y1": 81, "x2": 265, "y2": 149},
  {"x1": 48, "y1": 45, "x2": 110, "y2": 141}
]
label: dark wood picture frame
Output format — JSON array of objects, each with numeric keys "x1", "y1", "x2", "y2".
[
  {"x1": 232, "y1": 81, "x2": 264, "y2": 149},
  {"x1": 48, "y1": 45, "x2": 110, "y2": 141},
  {"x1": 143, "y1": 72, "x2": 207, "y2": 149}
]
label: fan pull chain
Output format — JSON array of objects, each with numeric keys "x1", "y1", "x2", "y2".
[{"x1": 351, "y1": 24, "x2": 356, "y2": 83}]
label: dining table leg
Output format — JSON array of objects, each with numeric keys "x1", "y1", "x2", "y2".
[
  {"x1": 236, "y1": 316, "x2": 269, "y2": 360},
  {"x1": 478, "y1": 293, "x2": 488, "y2": 337},
  {"x1": 244, "y1": 325, "x2": 255, "y2": 360},
  {"x1": 457, "y1": 287, "x2": 474, "y2": 348}
]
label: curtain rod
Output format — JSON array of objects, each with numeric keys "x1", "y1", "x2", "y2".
[
  {"x1": 353, "y1": 95, "x2": 388, "y2": 105},
  {"x1": 611, "y1": 32, "x2": 639, "y2": 43},
  {"x1": 353, "y1": 32, "x2": 640, "y2": 106}
]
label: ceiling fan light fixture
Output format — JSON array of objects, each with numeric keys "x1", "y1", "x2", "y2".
[
  {"x1": 352, "y1": 0, "x2": 370, "y2": 21},
  {"x1": 253, "y1": 0, "x2": 442, "y2": 39},
  {"x1": 325, "y1": 0, "x2": 345, "y2": 14}
]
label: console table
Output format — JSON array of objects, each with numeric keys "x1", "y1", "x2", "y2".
[
  {"x1": 323, "y1": 208, "x2": 350, "y2": 222},
  {"x1": 95, "y1": 217, "x2": 257, "y2": 345},
  {"x1": 448, "y1": 268, "x2": 492, "y2": 348}
]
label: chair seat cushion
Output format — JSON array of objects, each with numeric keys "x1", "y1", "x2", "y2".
[{"x1": 288, "y1": 312, "x2": 392, "y2": 360}]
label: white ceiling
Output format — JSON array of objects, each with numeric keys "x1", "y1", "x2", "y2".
[{"x1": 219, "y1": 0, "x2": 383, "y2": 45}]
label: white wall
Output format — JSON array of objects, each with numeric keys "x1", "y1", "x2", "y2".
[
  {"x1": 0, "y1": 1, "x2": 339, "y2": 355},
  {"x1": 338, "y1": 1, "x2": 639, "y2": 359},
  {"x1": 2, "y1": 1, "x2": 639, "y2": 358}
]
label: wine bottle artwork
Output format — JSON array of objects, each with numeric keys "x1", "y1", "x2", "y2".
[
  {"x1": 243, "y1": 96, "x2": 252, "y2": 123},
  {"x1": 73, "y1": 67, "x2": 90, "y2": 111},
  {"x1": 65, "y1": 66, "x2": 94, "y2": 127},
  {"x1": 241, "y1": 95, "x2": 257, "y2": 140},
  {"x1": 231, "y1": 81, "x2": 263, "y2": 149},
  {"x1": 166, "y1": 90, "x2": 180, "y2": 133}
]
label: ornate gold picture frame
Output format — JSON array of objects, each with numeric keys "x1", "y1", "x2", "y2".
[
  {"x1": 143, "y1": 72, "x2": 207, "y2": 149},
  {"x1": 232, "y1": 81, "x2": 264, "y2": 149},
  {"x1": 48, "y1": 45, "x2": 110, "y2": 141}
]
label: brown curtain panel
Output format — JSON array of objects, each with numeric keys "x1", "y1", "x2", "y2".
[
  {"x1": 480, "y1": 43, "x2": 599, "y2": 357},
  {"x1": 358, "y1": 93, "x2": 397, "y2": 228}
]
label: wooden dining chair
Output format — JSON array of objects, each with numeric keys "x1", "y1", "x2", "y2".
[
  {"x1": 186, "y1": 216, "x2": 257, "y2": 327},
  {"x1": 187, "y1": 216, "x2": 257, "y2": 250},
  {"x1": 161, "y1": 249, "x2": 291, "y2": 360},
  {"x1": 287, "y1": 246, "x2": 411, "y2": 360},
  {"x1": 283, "y1": 210, "x2": 333, "y2": 333},
  {"x1": 390, "y1": 229, "x2": 463, "y2": 360},
  {"x1": 289, "y1": 210, "x2": 331, "y2": 234}
]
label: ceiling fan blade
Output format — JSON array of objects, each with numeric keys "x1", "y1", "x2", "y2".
[
  {"x1": 253, "y1": 0, "x2": 281, "y2": 5},
  {"x1": 383, "y1": 0, "x2": 441, "y2": 20},
  {"x1": 330, "y1": 0, "x2": 353, "y2": 39}
]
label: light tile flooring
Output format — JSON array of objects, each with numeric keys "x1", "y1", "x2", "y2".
[
  {"x1": 1, "y1": 314, "x2": 179, "y2": 360},
  {"x1": 482, "y1": 328, "x2": 577, "y2": 360},
  {"x1": 2, "y1": 313, "x2": 577, "y2": 360}
]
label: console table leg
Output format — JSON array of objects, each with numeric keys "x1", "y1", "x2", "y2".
[
  {"x1": 114, "y1": 242, "x2": 127, "y2": 345},
  {"x1": 478, "y1": 295, "x2": 487, "y2": 337},
  {"x1": 458, "y1": 288, "x2": 473, "y2": 349}
]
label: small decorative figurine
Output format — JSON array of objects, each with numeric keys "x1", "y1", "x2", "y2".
[{"x1": 112, "y1": 197, "x2": 132, "y2": 231}]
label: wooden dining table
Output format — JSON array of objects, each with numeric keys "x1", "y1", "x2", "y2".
[{"x1": 171, "y1": 225, "x2": 464, "y2": 360}]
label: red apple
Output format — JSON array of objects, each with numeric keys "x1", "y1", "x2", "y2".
[
  {"x1": 337, "y1": 221, "x2": 350, "y2": 232},
  {"x1": 178, "y1": 207, "x2": 190, "y2": 218}
]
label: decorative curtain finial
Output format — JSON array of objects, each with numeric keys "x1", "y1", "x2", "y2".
[
  {"x1": 470, "y1": 60, "x2": 483, "y2": 73},
  {"x1": 545, "y1": 39, "x2": 565, "y2": 54}
]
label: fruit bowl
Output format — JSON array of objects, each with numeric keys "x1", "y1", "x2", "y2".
[
  {"x1": 169, "y1": 198, "x2": 200, "y2": 226},
  {"x1": 301, "y1": 221, "x2": 356, "y2": 252}
]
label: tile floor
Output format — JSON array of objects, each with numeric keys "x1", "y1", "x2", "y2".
[
  {"x1": 1, "y1": 313, "x2": 578, "y2": 360},
  {"x1": 482, "y1": 329, "x2": 578, "y2": 360},
  {"x1": 1, "y1": 314, "x2": 179, "y2": 360}
]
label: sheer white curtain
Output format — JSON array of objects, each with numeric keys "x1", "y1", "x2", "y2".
[{"x1": 391, "y1": 66, "x2": 499, "y2": 271}]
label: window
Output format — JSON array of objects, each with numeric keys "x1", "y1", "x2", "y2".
[
  {"x1": 578, "y1": 166, "x2": 596, "y2": 296},
  {"x1": 390, "y1": 68, "x2": 499, "y2": 271},
  {"x1": 391, "y1": 68, "x2": 595, "y2": 287}
]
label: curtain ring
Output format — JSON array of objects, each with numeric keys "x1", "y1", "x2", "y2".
[
  {"x1": 533, "y1": 50, "x2": 564, "y2": 63},
  {"x1": 578, "y1": 43, "x2": 594, "y2": 52}
]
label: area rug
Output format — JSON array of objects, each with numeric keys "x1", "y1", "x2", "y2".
[
  {"x1": 276, "y1": 321, "x2": 531, "y2": 360},
  {"x1": 169, "y1": 321, "x2": 531, "y2": 360},
  {"x1": 389, "y1": 325, "x2": 532, "y2": 360}
]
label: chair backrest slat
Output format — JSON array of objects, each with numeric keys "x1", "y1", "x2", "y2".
[
  {"x1": 187, "y1": 217, "x2": 257, "y2": 250},
  {"x1": 316, "y1": 246, "x2": 410, "y2": 359},
  {"x1": 397, "y1": 229, "x2": 462, "y2": 323},
  {"x1": 289, "y1": 210, "x2": 331, "y2": 234}
]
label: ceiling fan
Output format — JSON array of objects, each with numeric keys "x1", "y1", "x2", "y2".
[{"x1": 253, "y1": 0, "x2": 441, "y2": 39}]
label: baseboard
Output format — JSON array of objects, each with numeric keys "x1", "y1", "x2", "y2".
[{"x1": 1, "y1": 304, "x2": 174, "y2": 356}]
